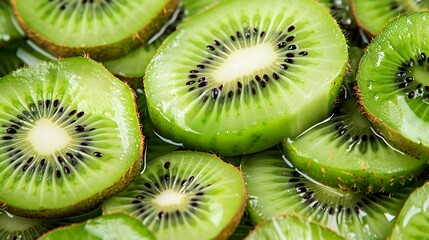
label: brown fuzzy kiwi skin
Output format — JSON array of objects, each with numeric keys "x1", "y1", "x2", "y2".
[
  {"x1": 10, "y1": 0, "x2": 179, "y2": 61},
  {"x1": 0, "y1": 60, "x2": 145, "y2": 219}
]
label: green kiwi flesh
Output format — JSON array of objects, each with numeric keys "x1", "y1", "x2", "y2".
[
  {"x1": 0, "y1": 210, "x2": 58, "y2": 240},
  {"x1": 389, "y1": 181, "x2": 429, "y2": 239},
  {"x1": 353, "y1": 0, "x2": 429, "y2": 35},
  {"x1": 182, "y1": 0, "x2": 222, "y2": 18},
  {"x1": 38, "y1": 213, "x2": 156, "y2": 240},
  {"x1": 0, "y1": 0, "x2": 23, "y2": 47},
  {"x1": 0, "y1": 57, "x2": 143, "y2": 218},
  {"x1": 356, "y1": 12, "x2": 429, "y2": 161},
  {"x1": 11, "y1": 0, "x2": 179, "y2": 61},
  {"x1": 241, "y1": 148, "x2": 411, "y2": 239},
  {"x1": 145, "y1": 0, "x2": 347, "y2": 156},
  {"x1": 245, "y1": 214, "x2": 343, "y2": 240},
  {"x1": 283, "y1": 94, "x2": 428, "y2": 193},
  {"x1": 102, "y1": 151, "x2": 246, "y2": 240}
]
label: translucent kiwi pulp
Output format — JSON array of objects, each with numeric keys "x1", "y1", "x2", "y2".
[
  {"x1": 0, "y1": 57, "x2": 143, "y2": 218},
  {"x1": 284, "y1": 94, "x2": 428, "y2": 193},
  {"x1": 102, "y1": 151, "x2": 246, "y2": 240},
  {"x1": 356, "y1": 12, "x2": 429, "y2": 161},
  {"x1": 390, "y1": 182, "x2": 429, "y2": 239},
  {"x1": 352, "y1": 0, "x2": 429, "y2": 35},
  {"x1": 245, "y1": 214, "x2": 343, "y2": 240},
  {"x1": 145, "y1": 0, "x2": 347, "y2": 156},
  {"x1": 11, "y1": 0, "x2": 179, "y2": 61},
  {"x1": 38, "y1": 213, "x2": 156, "y2": 240},
  {"x1": 241, "y1": 149, "x2": 411, "y2": 240}
]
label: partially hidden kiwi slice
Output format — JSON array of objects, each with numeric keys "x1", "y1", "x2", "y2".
[
  {"x1": 0, "y1": 57, "x2": 143, "y2": 218},
  {"x1": 356, "y1": 11, "x2": 429, "y2": 161},
  {"x1": 38, "y1": 213, "x2": 155, "y2": 240},
  {"x1": 102, "y1": 151, "x2": 246, "y2": 240},
  {"x1": 241, "y1": 148, "x2": 411, "y2": 239},
  {"x1": 11, "y1": 0, "x2": 179, "y2": 61},
  {"x1": 182, "y1": 0, "x2": 222, "y2": 18},
  {"x1": 145, "y1": 0, "x2": 348, "y2": 156},
  {"x1": 0, "y1": 0, "x2": 23, "y2": 47},
  {"x1": 283, "y1": 90, "x2": 428, "y2": 193},
  {"x1": 0, "y1": 46, "x2": 24, "y2": 77},
  {"x1": 0, "y1": 210, "x2": 58, "y2": 240},
  {"x1": 389, "y1": 181, "x2": 429, "y2": 239},
  {"x1": 352, "y1": 0, "x2": 429, "y2": 35},
  {"x1": 245, "y1": 214, "x2": 343, "y2": 240}
]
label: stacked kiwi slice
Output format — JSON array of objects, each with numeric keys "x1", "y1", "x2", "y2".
[{"x1": 3, "y1": 0, "x2": 429, "y2": 239}]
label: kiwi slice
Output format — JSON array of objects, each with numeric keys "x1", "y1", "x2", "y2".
[
  {"x1": 182, "y1": 0, "x2": 221, "y2": 17},
  {"x1": 356, "y1": 11, "x2": 429, "y2": 161},
  {"x1": 135, "y1": 88, "x2": 179, "y2": 162},
  {"x1": 39, "y1": 213, "x2": 155, "y2": 240},
  {"x1": 11, "y1": 0, "x2": 179, "y2": 61},
  {"x1": 389, "y1": 181, "x2": 429, "y2": 239},
  {"x1": 0, "y1": 57, "x2": 143, "y2": 218},
  {"x1": 241, "y1": 148, "x2": 411, "y2": 239},
  {"x1": 352, "y1": 0, "x2": 429, "y2": 35},
  {"x1": 145, "y1": 0, "x2": 348, "y2": 156},
  {"x1": 102, "y1": 151, "x2": 246, "y2": 240},
  {"x1": 283, "y1": 85, "x2": 428, "y2": 192},
  {"x1": 245, "y1": 214, "x2": 343, "y2": 240},
  {"x1": 0, "y1": 0, "x2": 23, "y2": 47},
  {"x1": 0, "y1": 210, "x2": 58, "y2": 240}
]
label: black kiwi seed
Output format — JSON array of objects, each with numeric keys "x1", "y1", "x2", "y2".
[{"x1": 395, "y1": 52, "x2": 429, "y2": 99}]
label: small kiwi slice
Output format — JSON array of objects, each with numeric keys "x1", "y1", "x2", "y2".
[
  {"x1": 102, "y1": 151, "x2": 246, "y2": 240},
  {"x1": 356, "y1": 11, "x2": 429, "y2": 161},
  {"x1": 38, "y1": 213, "x2": 155, "y2": 240},
  {"x1": 0, "y1": 0, "x2": 23, "y2": 47},
  {"x1": 135, "y1": 88, "x2": 179, "y2": 162},
  {"x1": 11, "y1": 0, "x2": 179, "y2": 61},
  {"x1": 245, "y1": 214, "x2": 343, "y2": 240},
  {"x1": 145, "y1": 0, "x2": 348, "y2": 156},
  {"x1": 352, "y1": 0, "x2": 429, "y2": 36},
  {"x1": 241, "y1": 148, "x2": 411, "y2": 239},
  {"x1": 389, "y1": 181, "x2": 429, "y2": 239},
  {"x1": 0, "y1": 57, "x2": 143, "y2": 218},
  {"x1": 0, "y1": 210, "x2": 58, "y2": 240},
  {"x1": 182, "y1": 0, "x2": 222, "y2": 18}
]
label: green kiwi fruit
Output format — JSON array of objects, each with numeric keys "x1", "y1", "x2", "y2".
[
  {"x1": 0, "y1": 0, "x2": 23, "y2": 46},
  {"x1": 0, "y1": 46, "x2": 24, "y2": 77},
  {"x1": 356, "y1": 11, "x2": 429, "y2": 161},
  {"x1": 38, "y1": 213, "x2": 156, "y2": 240},
  {"x1": 389, "y1": 181, "x2": 429, "y2": 239},
  {"x1": 182, "y1": 0, "x2": 221, "y2": 17},
  {"x1": 352, "y1": 0, "x2": 429, "y2": 35},
  {"x1": 11, "y1": 0, "x2": 179, "y2": 61},
  {"x1": 241, "y1": 148, "x2": 411, "y2": 239},
  {"x1": 15, "y1": 40, "x2": 56, "y2": 67},
  {"x1": 135, "y1": 88, "x2": 179, "y2": 162},
  {"x1": 0, "y1": 210, "x2": 58, "y2": 240},
  {"x1": 0, "y1": 57, "x2": 143, "y2": 218},
  {"x1": 245, "y1": 214, "x2": 343, "y2": 240},
  {"x1": 102, "y1": 151, "x2": 246, "y2": 240},
  {"x1": 145, "y1": 0, "x2": 348, "y2": 156}
]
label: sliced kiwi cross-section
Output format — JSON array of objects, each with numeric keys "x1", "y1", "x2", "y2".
[
  {"x1": 0, "y1": 57, "x2": 143, "y2": 218},
  {"x1": 11, "y1": 0, "x2": 179, "y2": 61},
  {"x1": 102, "y1": 151, "x2": 246, "y2": 240},
  {"x1": 144, "y1": 0, "x2": 348, "y2": 156},
  {"x1": 356, "y1": 11, "x2": 429, "y2": 161},
  {"x1": 241, "y1": 149, "x2": 411, "y2": 240}
]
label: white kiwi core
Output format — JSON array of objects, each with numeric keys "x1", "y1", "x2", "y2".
[
  {"x1": 27, "y1": 118, "x2": 71, "y2": 155},
  {"x1": 212, "y1": 43, "x2": 277, "y2": 83},
  {"x1": 153, "y1": 189, "x2": 188, "y2": 210}
]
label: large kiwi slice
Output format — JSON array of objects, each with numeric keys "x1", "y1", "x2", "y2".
[
  {"x1": 0, "y1": 210, "x2": 58, "y2": 240},
  {"x1": 241, "y1": 148, "x2": 411, "y2": 239},
  {"x1": 352, "y1": 0, "x2": 429, "y2": 35},
  {"x1": 283, "y1": 91, "x2": 428, "y2": 193},
  {"x1": 39, "y1": 213, "x2": 155, "y2": 240},
  {"x1": 11, "y1": 0, "x2": 179, "y2": 61},
  {"x1": 356, "y1": 11, "x2": 429, "y2": 161},
  {"x1": 245, "y1": 214, "x2": 343, "y2": 240},
  {"x1": 0, "y1": 57, "x2": 143, "y2": 218},
  {"x1": 102, "y1": 151, "x2": 246, "y2": 240},
  {"x1": 389, "y1": 181, "x2": 429, "y2": 239},
  {"x1": 144, "y1": 0, "x2": 348, "y2": 156}
]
